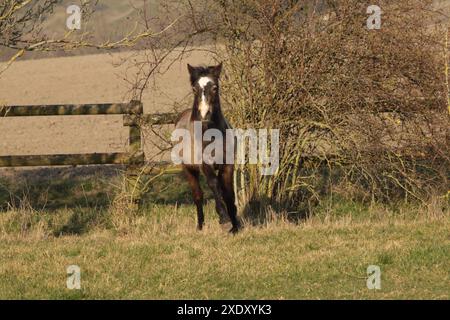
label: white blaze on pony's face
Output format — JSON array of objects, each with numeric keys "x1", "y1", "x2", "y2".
[{"x1": 198, "y1": 76, "x2": 214, "y2": 119}]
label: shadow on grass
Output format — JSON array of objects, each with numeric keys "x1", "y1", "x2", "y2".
[
  {"x1": 52, "y1": 207, "x2": 109, "y2": 236},
  {"x1": 0, "y1": 166, "x2": 213, "y2": 218},
  {"x1": 0, "y1": 163, "x2": 357, "y2": 230},
  {"x1": 239, "y1": 165, "x2": 330, "y2": 226},
  {"x1": 1, "y1": 163, "x2": 406, "y2": 231},
  {"x1": 141, "y1": 173, "x2": 213, "y2": 206},
  {"x1": 0, "y1": 165, "x2": 122, "y2": 212},
  {"x1": 240, "y1": 195, "x2": 312, "y2": 226}
]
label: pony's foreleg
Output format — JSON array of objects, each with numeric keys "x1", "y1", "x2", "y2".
[
  {"x1": 219, "y1": 164, "x2": 241, "y2": 233},
  {"x1": 183, "y1": 166, "x2": 204, "y2": 230},
  {"x1": 202, "y1": 165, "x2": 230, "y2": 226}
]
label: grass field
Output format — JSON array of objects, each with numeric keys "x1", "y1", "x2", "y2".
[{"x1": 0, "y1": 197, "x2": 448, "y2": 299}]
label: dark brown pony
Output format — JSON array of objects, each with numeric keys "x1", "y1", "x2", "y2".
[{"x1": 174, "y1": 63, "x2": 241, "y2": 233}]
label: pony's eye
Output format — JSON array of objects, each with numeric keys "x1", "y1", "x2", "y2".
[{"x1": 211, "y1": 85, "x2": 218, "y2": 92}]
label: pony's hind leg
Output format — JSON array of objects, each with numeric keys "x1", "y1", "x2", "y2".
[
  {"x1": 219, "y1": 164, "x2": 241, "y2": 233},
  {"x1": 183, "y1": 166, "x2": 204, "y2": 230}
]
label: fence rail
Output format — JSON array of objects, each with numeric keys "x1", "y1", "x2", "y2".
[
  {"x1": 0, "y1": 101, "x2": 143, "y2": 117},
  {"x1": 123, "y1": 112, "x2": 178, "y2": 126},
  {"x1": 0, "y1": 153, "x2": 143, "y2": 168},
  {"x1": 0, "y1": 101, "x2": 147, "y2": 168}
]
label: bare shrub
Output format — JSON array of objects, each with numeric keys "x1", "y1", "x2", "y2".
[{"x1": 200, "y1": 0, "x2": 450, "y2": 213}]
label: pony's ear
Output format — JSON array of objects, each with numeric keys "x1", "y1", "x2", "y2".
[
  {"x1": 188, "y1": 64, "x2": 200, "y2": 85},
  {"x1": 209, "y1": 63, "x2": 223, "y2": 79},
  {"x1": 187, "y1": 64, "x2": 195, "y2": 75}
]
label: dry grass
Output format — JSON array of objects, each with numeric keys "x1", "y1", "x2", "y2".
[{"x1": 0, "y1": 199, "x2": 448, "y2": 299}]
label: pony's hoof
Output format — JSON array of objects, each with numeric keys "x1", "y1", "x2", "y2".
[
  {"x1": 197, "y1": 224, "x2": 203, "y2": 231},
  {"x1": 229, "y1": 225, "x2": 241, "y2": 234}
]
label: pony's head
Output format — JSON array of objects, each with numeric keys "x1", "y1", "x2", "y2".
[{"x1": 187, "y1": 63, "x2": 222, "y2": 122}]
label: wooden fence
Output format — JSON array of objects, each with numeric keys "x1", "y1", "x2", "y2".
[
  {"x1": 0, "y1": 101, "x2": 179, "y2": 206},
  {"x1": 0, "y1": 101, "x2": 177, "y2": 168}
]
